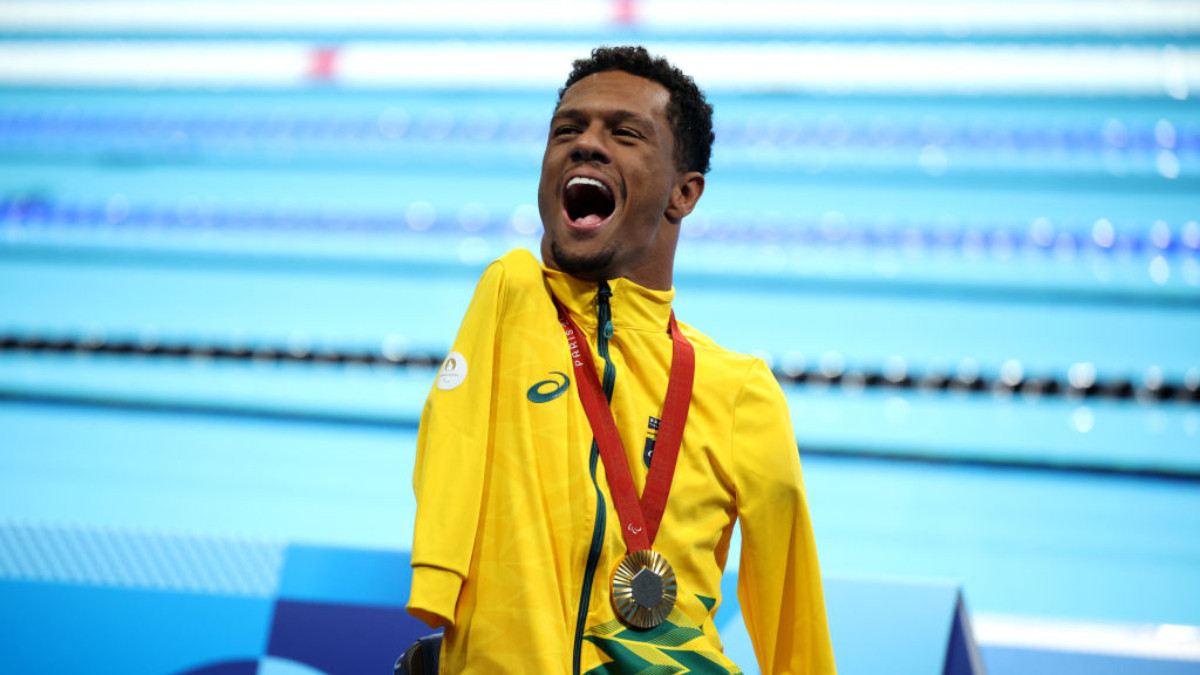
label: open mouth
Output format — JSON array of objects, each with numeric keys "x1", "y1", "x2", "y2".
[{"x1": 563, "y1": 176, "x2": 616, "y2": 230}]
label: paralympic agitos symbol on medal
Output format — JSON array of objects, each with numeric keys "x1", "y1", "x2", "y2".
[{"x1": 553, "y1": 297, "x2": 695, "y2": 630}]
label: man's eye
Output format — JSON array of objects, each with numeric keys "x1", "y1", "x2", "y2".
[
  {"x1": 553, "y1": 126, "x2": 578, "y2": 136},
  {"x1": 613, "y1": 128, "x2": 640, "y2": 138}
]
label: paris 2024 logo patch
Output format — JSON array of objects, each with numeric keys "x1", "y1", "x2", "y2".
[{"x1": 436, "y1": 352, "x2": 468, "y2": 390}]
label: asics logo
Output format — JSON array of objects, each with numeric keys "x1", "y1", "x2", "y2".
[{"x1": 527, "y1": 371, "x2": 570, "y2": 403}]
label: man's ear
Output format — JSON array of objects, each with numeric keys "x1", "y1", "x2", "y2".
[{"x1": 665, "y1": 172, "x2": 705, "y2": 223}]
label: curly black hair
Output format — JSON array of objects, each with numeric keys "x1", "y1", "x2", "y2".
[{"x1": 558, "y1": 45, "x2": 714, "y2": 175}]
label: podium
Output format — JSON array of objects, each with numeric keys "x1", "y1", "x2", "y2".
[
  {"x1": 0, "y1": 537, "x2": 985, "y2": 674},
  {"x1": 822, "y1": 578, "x2": 985, "y2": 675},
  {"x1": 712, "y1": 571, "x2": 984, "y2": 674}
]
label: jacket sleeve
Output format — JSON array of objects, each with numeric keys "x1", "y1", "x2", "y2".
[
  {"x1": 733, "y1": 360, "x2": 837, "y2": 674},
  {"x1": 406, "y1": 260, "x2": 507, "y2": 629}
]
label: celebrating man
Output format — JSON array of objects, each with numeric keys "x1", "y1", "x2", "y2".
[{"x1": 408, "y1": 45, "x2": 836, "y2": 674}]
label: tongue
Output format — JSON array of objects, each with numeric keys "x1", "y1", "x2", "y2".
[{"x1": 573, "y1": 214, "x2": 605, "y2": 228}]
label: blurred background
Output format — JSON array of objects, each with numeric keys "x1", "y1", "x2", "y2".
[{"x1": 1, "y1": 1, "x2": 1198, "y2": 673}]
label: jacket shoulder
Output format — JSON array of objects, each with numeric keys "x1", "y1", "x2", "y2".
[
  {"x1": 484, "y1": 248, "x2": 547, "y2": 296},
  {"x1": 676, "y1": 320, "x2": 780, "y2": 393},
  {"x1": 677, "y1": 320, "x2": 760, "y2": 369}
]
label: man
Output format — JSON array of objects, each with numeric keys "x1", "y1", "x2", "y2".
[{"x1": 408, "y1": 46, "x2": 835, "y2": 674}]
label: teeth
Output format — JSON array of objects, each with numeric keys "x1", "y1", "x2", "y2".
[{"x1": 566, "y1": 176, "x2": 611, "y2": 195}]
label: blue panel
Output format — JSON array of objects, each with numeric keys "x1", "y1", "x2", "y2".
[
  {"x1": 717, "y1": 573, "x2": 975, "y2": 675},
  {"x1": 278, "y1": 545, "x2": 411, "y2": 608},
  {"x1": 944, "y1": 597, "x2": 986, "y2": 675},
  {"x1": 257, "y1": 657, "x2": 333, "y2": 675},
  {"x1": 179, "y1": 661, "x2": 260, "y2": 675},
  {"x1": 267, "y1": 599, "x2": 430, "y2": 675},
  {"x1": 823, "y1": 578, "x2": 959, "y2": 675},
  {"x1": 0, "y1": 580, "x2": 274, "y2": 675}
]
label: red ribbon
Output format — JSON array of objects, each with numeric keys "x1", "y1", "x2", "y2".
[{"x1": 554, "y1": 298, "x2": 695, "y2": 552}]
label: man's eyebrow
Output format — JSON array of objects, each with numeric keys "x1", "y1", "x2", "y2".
[
  {"x1": 609, "y1": 110, "x2": 655, "y2": 128},
  {"x1": 552, "y1": 108, "x2": 655, "y2": 129}
]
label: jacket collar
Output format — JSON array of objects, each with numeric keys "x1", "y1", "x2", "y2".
[{"x1": 543, "y1": 265, "x2": 675, "y2": 333}]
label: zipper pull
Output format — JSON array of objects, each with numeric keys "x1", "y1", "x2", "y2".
[{"x1": 597, "y1": 282, "x2": 613, "y2": 340}]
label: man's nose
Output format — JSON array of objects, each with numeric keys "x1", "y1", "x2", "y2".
[{"x1": 568, "y1": 125, "x2": 611, "y2": 164}]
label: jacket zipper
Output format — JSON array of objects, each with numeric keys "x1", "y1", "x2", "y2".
[{"x1": 572, "y1": 282, "x2": 616, "y2": 675}]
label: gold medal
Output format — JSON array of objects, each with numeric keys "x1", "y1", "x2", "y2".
[{"x1": 610, "y1": 549, "x2": 677, "y2": 629}]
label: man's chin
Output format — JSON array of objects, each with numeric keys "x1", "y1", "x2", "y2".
[{"x1": 549, "y1": 240, "x2": 617, "y2": 281}]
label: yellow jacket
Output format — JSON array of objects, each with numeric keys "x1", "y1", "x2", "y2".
[{"x1": 408, "y1": 248, "x2": 835, "y2": 674}]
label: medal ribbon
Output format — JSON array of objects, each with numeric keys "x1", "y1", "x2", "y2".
[{"x1": 554, "y1": 296, "x2": 694, "y2": 552}]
